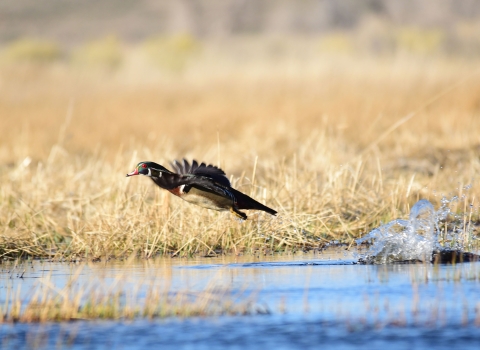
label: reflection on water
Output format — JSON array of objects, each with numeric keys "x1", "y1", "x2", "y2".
[{"x1": 1, "y1": 247, "x2": 480, "y2": 349}]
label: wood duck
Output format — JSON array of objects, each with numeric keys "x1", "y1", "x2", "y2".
[{"x1": 126, "y1": 159, "x2": 277, "y2": 220}]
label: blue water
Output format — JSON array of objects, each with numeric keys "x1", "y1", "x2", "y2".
[
  {"x1": 1, "y1": 250, "x2": 480, "y2": 349},
  {"x1": 3, "y1": 317, "x2": 480, "y2": 350}
]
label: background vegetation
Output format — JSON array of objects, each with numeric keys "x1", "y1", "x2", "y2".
[{"x1": 1, "y1": 1, "x2": 480, "y2": 259}]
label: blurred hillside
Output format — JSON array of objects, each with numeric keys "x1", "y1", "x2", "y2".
[{"x1": 1, "y1": 0, "x2": 480, "y2": 54}]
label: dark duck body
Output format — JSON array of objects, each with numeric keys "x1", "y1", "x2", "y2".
[{"x1": 126, "y1": 159, "x2": 277, "y2": 219}]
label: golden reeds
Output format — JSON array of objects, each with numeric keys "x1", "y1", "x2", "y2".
[{"x1": 1, "y1": 38, "x2": 480, "y2": 259}]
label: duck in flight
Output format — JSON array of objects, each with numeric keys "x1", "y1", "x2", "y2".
[{"x1": 126, "y1": 159, "x2": 277, "y2": 220}]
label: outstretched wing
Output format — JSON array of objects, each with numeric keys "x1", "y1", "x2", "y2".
[{"x1": 171, "y1": 159, "x2": 231, "y2": 187}]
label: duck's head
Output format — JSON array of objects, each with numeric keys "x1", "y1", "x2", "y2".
[{"x1": 126, "y1": 162, "x2": 169, "y2": 177}]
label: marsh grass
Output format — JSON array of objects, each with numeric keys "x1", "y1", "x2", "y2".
[{"x1": 1, "y1": 38, "x2": 480, "y2": 259}]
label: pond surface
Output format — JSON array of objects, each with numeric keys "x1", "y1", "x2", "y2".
[{"x1": 1, "y1": 248, "x2": 480, "y2": 349}]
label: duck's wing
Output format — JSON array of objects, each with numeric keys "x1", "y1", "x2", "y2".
[
  {"x1": 185, "y1": 178, "x2": 236, "y2": 202},
  {"x1": 171, "y1": 159, "x2": 231, "y2": 187}
]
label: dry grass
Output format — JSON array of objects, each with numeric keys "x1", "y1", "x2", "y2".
[{"x1": 1, "y1": 38, "x2": 480, "y2": 259}]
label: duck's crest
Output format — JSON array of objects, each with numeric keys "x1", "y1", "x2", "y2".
[{"x1": 171, "y1": 159, "x2": 231, "y2": 187}]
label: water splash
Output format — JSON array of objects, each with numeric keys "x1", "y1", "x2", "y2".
[{"x1": 355, "y1": 198, "x2": 474, "y2": 264}]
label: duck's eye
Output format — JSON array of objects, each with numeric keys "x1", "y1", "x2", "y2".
[{"x1": 141, "y1": 164, "x2": 147, "y2": 168}]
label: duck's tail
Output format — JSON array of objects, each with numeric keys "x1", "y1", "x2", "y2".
[{"x1": 231, "y1": 188, "x2": 277, "y2": 216}]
